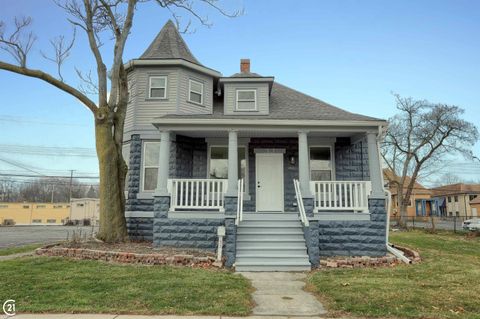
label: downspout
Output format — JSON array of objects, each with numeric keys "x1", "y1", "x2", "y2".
[{"x1": 376, "y1": 126, "x2": 411, "y2": 264}]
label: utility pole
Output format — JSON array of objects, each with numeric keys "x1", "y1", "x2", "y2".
[{"x1": 51, "y1": 184, "x2": 55, "y2": 203}]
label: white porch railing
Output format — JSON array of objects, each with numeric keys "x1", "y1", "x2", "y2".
[
  {"x1": 236, "y1": 179, "x2": 245, "y2": 226},
  {"x1": 310, "y1": 181, "x2": 372, "y2": 212},
  {"x1": 168, "y1": 179, "x2": 228, "y2": 211},
  {"x1": 293, "y1": 179, "x2": 309, "y2": 226}
]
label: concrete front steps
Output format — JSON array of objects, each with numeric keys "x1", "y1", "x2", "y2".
[{"x1": 235, "y1": 213, "x2": 311, "y2": 272}]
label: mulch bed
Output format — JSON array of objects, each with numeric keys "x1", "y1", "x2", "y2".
[{"x1": 36, "y1": 241, "x2": 221, "y2": 268}]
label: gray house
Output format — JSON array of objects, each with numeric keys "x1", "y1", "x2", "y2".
[{"x1": 124, "y1": 20, "x2": 388, "y2": 271}]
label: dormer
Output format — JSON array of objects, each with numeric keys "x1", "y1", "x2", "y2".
[{"x1": 219, "y1": 59, "x2": 274, "y2": 115}]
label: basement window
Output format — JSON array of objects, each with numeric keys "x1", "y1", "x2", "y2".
[
  {"x1": 148, "y1": 76, "x2": 167, "y2": 99},
  {"x1": 236, "y1": 89, "x2": 257, "y2": 111}
]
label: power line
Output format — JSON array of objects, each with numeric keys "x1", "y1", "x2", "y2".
[{"x1": 0, "y1": 173, "x2": 99, "y2": 179}]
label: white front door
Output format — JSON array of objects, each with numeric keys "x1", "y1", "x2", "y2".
[{"x1": 256, "y1": 153, "x2": 284, "y2": 212}]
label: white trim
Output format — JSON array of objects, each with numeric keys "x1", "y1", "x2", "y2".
[
  {"x1": 254, "y1": 148, "x2": 286, "y2": 154},
  {"x1": 141, "y1": 140, "x2": 160, "y2": 192},
  {"x1": 235, "y1": 89, "x2": 257, "y2": 111},
  {"x1": 125, "y1": 59, "x2": 222, "y2": 77},
  {"x1": 308, "y1": 145, "x2": 335, "y2": 181},
  {"x1": 125, "y1": 211, "x2": 154, "y2": 218},
  {"x1": 255, "y1": 152, "x2": 284, "y2": 212},
  {"x1": 188, "y1": 78, "x2": 204, "y2": 105},
  {"x1": 148, "y1": 75, "x2": 167, "y2": 99}
]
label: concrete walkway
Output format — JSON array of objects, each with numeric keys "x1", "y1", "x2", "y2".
[
  {"x1": 240, "y1": 272, "x2": 326, "y2": 316},
  {"x1": 13, "y1": 316, "x2": 337, "y2": 319}
]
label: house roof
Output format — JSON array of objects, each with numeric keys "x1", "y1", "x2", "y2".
[
  {"x1": 383, "y1": 169, "x2": 432, "y2": 195},
  {"x1": 430, "y1": 183, "x2": 480, "y2": 197},
  {"x1": 470, "y1": 196, "x2": 480, "y2": 204},
  {"x1": 160, "y1": 82, "x2": 384, "y2": 122},
  {"x1": 140, "y1": 20, "x2": 201, "y2": 65}
]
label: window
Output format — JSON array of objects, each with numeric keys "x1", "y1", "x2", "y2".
[
  {"x1": 53, "y1": 205, "x2": 63, "y2": 209},
  {"x1": 23, "y1": 205, "x2": 29, "y2": 209},
  {"x1": 309, "y1": 147, "x2": 333, "y2": 181},
  {"x1": 448, "y1": 197, "x2": 452, "y2": 203},
  {"x1": 76, "y1": 203, "x2": 84, "y2": 207},
  {"x1": 148, "y1": 76, "x2": 167, "y2": 99},
  {"x1": 188, "y1": 79, "x2": 204, "y2": 105},
  {"x1": 454, "y1": 196, "x2": 459, "y2": 202},
  {"x1": 469, "y1": 195, "x2": 477, "y2": 201},
  {"x1": 455, "y1": 211, "x2": 459, "y2": 217},
  {"x1": 47, "y1": 219, "x2": 56, "y2": 224},
  {"x1": 36, "y1": 205, "x2": 46, "y2": 209},
  {"x1": 142, "y1": 141, "x2": 160, "y2": 191},
  {"x1": 209, "y1": 146, "x2": 246, "y2": 180},
  {"x1": 236, "y1": 89, "x2": 257, "y2": 111},
  {"x1": 32, "y1": 219, "x2": 42, "y2": 223}
]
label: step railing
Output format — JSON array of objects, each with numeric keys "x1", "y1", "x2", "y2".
[
  {"x1": 293, "y1": 179, "x2": 309, "y2": 226},
  {"x1": 236, "y1": 178, "x2": 245, "y2": 226},
  {"x1": 310, "y1": 180, "x2": 371, "y2": 212},
  {"x1": 168, "y1": 179, "x2": 228, "y2": 211}
]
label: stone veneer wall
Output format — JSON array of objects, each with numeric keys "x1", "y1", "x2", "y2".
[
  {"x1": 245, "y1": 138, "x2": 299, "y2": 212},
  {"x1": 335, "y1": 137, "x2": 369, "y2": 181},
  {"x1": 317, "y1": 199, "x2": 387, "y2": 257},
  {"x1": 126, "y1": 217, "x2": 153, "y2": 241}
]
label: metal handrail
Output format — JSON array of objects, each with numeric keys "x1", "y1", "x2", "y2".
[
  {"x1": 236, "y1": 179, "x2": 244, "y2": 226},
  {"x1": 294, "y1": 179, "x2": 309, "y2": 227}
]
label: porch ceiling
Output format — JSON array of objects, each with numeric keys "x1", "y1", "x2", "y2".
[{"x1": 171, "y1": 129, "x2": 359, "y2": 139}]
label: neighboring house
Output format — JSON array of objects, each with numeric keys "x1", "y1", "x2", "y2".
[
  {"x1": 383, "y1": 170, "x2": 438, "y2": 217},
  {"x1": 431, "y1": 183, "x2": 480, "y2": 217},
  {"x1": 0, "y1": 202, "x2": 70, "y2": 225},
  {"x1": 69, "y1": 198, "x2": 100, "y2": 225},
  {"x1": 469, "y1": 196, "x2": 480, "y2": 217},
  {"x1": 123, "y1": 20, "x2": 388, "y2": 271}
]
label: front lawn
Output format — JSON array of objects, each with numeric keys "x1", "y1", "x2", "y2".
[
  {"x1": 307, "y1": 230, "x2": 480, "y2": 319},
  {"x1": 0, "y1": 243, "x2": 44, "y2": 256},
  {"x1": 0, "y1": 257, "x2": 253, "y2": 315}
]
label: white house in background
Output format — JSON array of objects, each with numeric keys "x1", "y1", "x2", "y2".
[{"x1": 70, "y1": 198, "x2": 100, "y2": 225}]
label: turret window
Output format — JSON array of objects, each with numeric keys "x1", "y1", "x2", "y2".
[
  {"x1": 236, "y1": 89, "x2": 257, "y2": 111},
  {"x1": 188, "y1": 79, "x2": 204, "y2": 105},
  {"x1": 148, "y1": 76, "x2": 167, "y2": 99}
]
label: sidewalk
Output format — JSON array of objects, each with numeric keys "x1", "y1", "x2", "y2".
[{"x1": 13, "y1": 315, "x2": 340, "y2": 319}]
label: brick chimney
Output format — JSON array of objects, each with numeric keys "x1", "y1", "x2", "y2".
[{"x1": 240, "y1": 59, "x2": 250, "y2": 73}]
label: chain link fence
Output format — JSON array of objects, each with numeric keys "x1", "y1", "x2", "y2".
[{"x1": 390, "y1": 215, "x2": 478, "y2": 233}]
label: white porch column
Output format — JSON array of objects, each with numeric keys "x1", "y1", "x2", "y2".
[
  {"x1": 226, "y1": 130, "x2": 238, "y2": 196},
  {"x1": 366, "y1": 132, "x2": 384, "y2": 198},
  {"x1": 298, "y1": 130, "x2": 312, "y2": 197},
  {"x1": 155, "y1": 130, "x2": 171, "y2": 196}
]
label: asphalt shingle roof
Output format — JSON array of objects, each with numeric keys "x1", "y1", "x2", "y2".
[
  {"x1": 161, "y1": 82, "x2": 383, "y2": 122},
  {"x1": 140, "y1": 20, "x2": 201, "y2": 65}
]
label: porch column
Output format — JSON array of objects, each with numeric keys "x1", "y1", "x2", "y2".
[
  {"x1": 226, "y1": 130, "x2": 238, "y2": 196},
  {"x1": 366, "y1": 132, "x2": 384, "y2": 198},
  {"x1": 298, "y1": 130, "x2": 312, "y2": 197},
  {"x1": 155, "y1": 130, "x2": 171, "y2": 196}
]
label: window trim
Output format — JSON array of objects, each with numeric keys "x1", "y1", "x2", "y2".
[
  {"x1": 235, "y1": 89, "x2": 257, "y2": 111},
  {"x1": 141, "y1": 140, "x2": 161, "y2": 192},
  {"x1": 207, "y1": 144, "x2": 249, "y2": 195},
  {"x1": 308, "y1": 145, "x2": 335, "y2": 181},
  {"x1": 188, "y1": 78, "x2": 204, "y2": 105},
  {"x1": 148, "y1": 75, "x2": 167, "y2": 99}
]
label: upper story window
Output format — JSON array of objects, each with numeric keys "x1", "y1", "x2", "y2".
[
  {"x1": 188, "y1": 79, "x2": 204, "y2": 105},
  {"x1": 143, "y1": 141, "x2": 160, "y2": 192},
  {"x1": 149, "y1": 76, "x2": 167, "y2": 99},
  {"x1": 309, "y1": 146, "x2": 333, "y2": 181},
  {"x1": 236, "y1": 89, "x2": 257, "y2": 111},
  {"x1": 454, "y1": 196, "x2": 459, "y2": 202}
]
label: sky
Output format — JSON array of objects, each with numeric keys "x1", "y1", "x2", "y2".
[{"x1": 0, "y1": 0, "x2": 479, "y2": 185}]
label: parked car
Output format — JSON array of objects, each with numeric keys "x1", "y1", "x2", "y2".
[{"x1": 463, "y1": 219, "x2": 480, "y2": 231}]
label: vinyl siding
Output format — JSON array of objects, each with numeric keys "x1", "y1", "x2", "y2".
[
  {"x1": 224, "y1": 82, "x2": 269, "y2": 115},
  {"x1": 177, "y1": 68, "x2": 213, "y2": 114}
]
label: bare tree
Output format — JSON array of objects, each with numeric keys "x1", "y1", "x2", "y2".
[
  {"x1": 382, "y1": 94, "x2": 478, "y2": 225},
  {"x1": 0, "y1": 0, "x2": 241, "y2": 242}
]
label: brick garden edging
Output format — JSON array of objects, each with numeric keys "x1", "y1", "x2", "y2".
[
  {"x1": 35, "y1": 246, "x2": 220, "y2": 268},
  {"x1": 319, "y1": 254, "x2": 399, "y2": 269}
]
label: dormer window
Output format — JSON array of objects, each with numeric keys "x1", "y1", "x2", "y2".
[
  {"x1": 188, "y1": 79, "x2": 204, "y2": 105},
  {"x1": 149, "y1": 76, "x2": 167, "y2": 99},
  {"x1": 236, "y1": 89, "x2": 257, "y2": 111}
]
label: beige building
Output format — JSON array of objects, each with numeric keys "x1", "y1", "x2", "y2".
[
  {"x1": 69, "y1": 198, "x2": 100, "y2": 225},
  {"x1": 0, "y1": 202, "x2": 70, "y2": 225},
  {"x1": 431, "y1": 183, "x2": 480, "y2": 217}
]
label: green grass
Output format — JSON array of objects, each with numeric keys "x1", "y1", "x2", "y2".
[
  {"x1": 307, "y1": 230, "x2": 480, "y2": 319},
  {"x1": 0, "y1": 257, "x2": 253, "y2": 315},
  {"x1": 0, "y1": 243, "x2": 44, "y2": 256}
]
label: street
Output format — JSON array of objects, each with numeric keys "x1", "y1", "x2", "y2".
[{"x1": 0, "y1": 226, "x2": 96, "y2": 248}]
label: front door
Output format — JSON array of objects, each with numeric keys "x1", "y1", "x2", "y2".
[{"x1": 256, "y1": 153, "x2": 284, "y2": 212}]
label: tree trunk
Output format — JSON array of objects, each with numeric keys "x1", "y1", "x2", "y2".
[
  {"x1": 399, "y1": 203, "x2": 408, "y2": 228},
  {"x1": 94, "y1": 118, "x2": 128, "y2": 242}
]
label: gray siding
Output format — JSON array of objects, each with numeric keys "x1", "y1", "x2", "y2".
[
  {"x1": 177, "y1": 68, "x2": 213, "y2": 114},
  {"x1": 223, "y1": 83, "x2": 269, "y2": 115}
]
